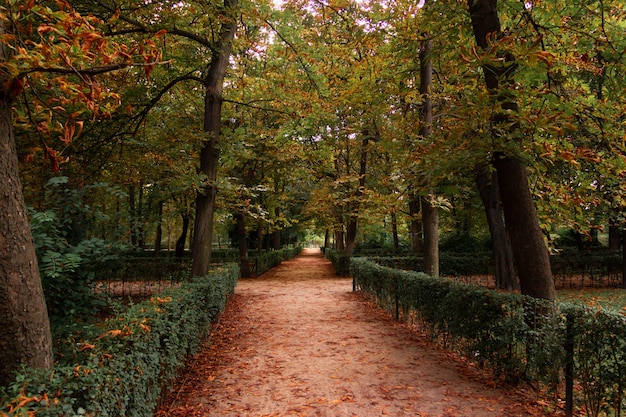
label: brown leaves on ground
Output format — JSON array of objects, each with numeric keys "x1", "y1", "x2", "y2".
[{"x1": 156, "y1": 249, "x2": 560, "y2": 417}]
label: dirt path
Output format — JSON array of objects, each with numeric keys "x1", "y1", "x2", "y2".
[{"x1": 157, "y1": 248, "x2": 555, "y2": 417}]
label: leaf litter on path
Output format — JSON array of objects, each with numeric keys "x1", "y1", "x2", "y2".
[{"x1": 156, "y1": 248, "x2": 558, "y2": 417}]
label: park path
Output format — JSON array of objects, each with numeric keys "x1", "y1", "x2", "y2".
[{"x1": 156, "y1": 248, "x2": 554, "y2": 417}]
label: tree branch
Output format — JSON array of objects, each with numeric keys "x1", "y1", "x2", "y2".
[
  {"x1": 222, "y1": 98, "x2": 295, "y2": 116},
  {"x1": 94, "y1": 0, "x2": 213, "y2": 49},
  {"x1": 131, "y1": 73, "x2": 204, "y2": 135},
  {"x1": 20, "y1": 61, "x2": 170, "y2": 79},
  {"x1": 263, "y1": 19, "x2": 322, "y2": 96}
]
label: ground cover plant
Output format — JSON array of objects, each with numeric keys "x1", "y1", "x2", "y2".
[{"x1": 0, "y1": 263, "x2": 239, "y2": 417}]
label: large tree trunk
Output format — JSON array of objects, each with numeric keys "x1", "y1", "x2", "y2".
[
  {"x1": 190, "y1": 0, "x2": 238, "y2": 277},
  {"x1": 421, "y1": 195, "x2": 439, "y2": 277},
  {"x1": 475, "y1": 168, "x2": 518, "y2": 290},
  {"x1": 468, "y1": 0, "x2": 554, "y2": 301},
  {"x1": 495, "y1": 158, "x2": 554, "y2": 299},
  {"x1": 418, "y1": 32, "x2": 439, "y2": 277},
  {"x1": 0, "y1": 99, "x2": 53, "y2": 386}
]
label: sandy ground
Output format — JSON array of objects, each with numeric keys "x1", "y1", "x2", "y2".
[{"x1": 156, "y1": 248, "x2": 557, "y2": 417}]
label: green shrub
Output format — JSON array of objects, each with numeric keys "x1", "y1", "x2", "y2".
[
  {"x1": 325, "y1": 249, "x2": 350, "y2": 276},
  {"x1": 1, "y1": 263, "x2": 239, "y2": 417},
  {"x1": 562, "y1": 304, "x2": 626, "y2": 417},
  {"x1": 352, "y1": 257, "x2": 626, "y2": 416},
  {"x1": 29, "y1": 177, "x2": 128, "y2": 326}
]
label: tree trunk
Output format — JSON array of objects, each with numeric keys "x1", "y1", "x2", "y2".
[
  {"x1": 175, "y1": 214, "x2": 189, "y2": 257},
  {"x1": 137, "y1": 183, "x2": 144, "y2": 250},
  {"x1": 475, "y1": 168, "x2": 519, "y2": 290},
  {"x1": 391, "y1": 211, "x2": 399, "y2": 251},
  {"x1": 129, "y1": 183, "x2": 137, "y2": 247},
  {"x1": 334, "y1": 223, "x2": 345, "y2": 251},
  {"x1": 324, "y1": 229, "x2": 330, "y2": 250},
  {"x1": 494, "y1": 157, "x2": 554, "y2": 299},
  {"x1": 409, "y1": 196, "x2": 422, "y2": 254},
  {"x1": 468, "y1": 0, "x2": 554, "y2": 301},
  {"x1": 256, "y1": 223, "x2": 263, "y2": 255},
  {"x1": 418, "y1": 31, "x2": 439, "y2": 277},
  {"x1": 609, "y1": 218, "x2": 621, "y2": 251},
  {"x1": 0, "y1": 99, "x2": 53, "y2": 386},
  {"x1": 190, "y1": 0, "x2": 238, "y2": 277},
  {"x1": 235, "y1": 211, "x2": 251, "y2": 278},
  {"x1": 344, "y1": 134, "x2": 369, "y2": 257},
  {"x1": 421, "y1": 195, "x2": 439, "y2": 277},
  {"x1": 154, "y1": 200, "x2": 164, "y2": 253}
]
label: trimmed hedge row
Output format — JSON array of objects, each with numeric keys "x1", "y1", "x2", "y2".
[
  {"x1": 1, "y1": 263, "x2": 239, "y2": 417},
  {"x1": 246, "y1": 246, "x2": 303, "y2": 278},
  {"x1": 351, "y1": 257, "x2": 626, "y2": 416},
  {"x1": 326, "y1": 249, "x2": 493, "y2": 279},
  {"x1": 358, "y1": 249, "x2": 623, "y2": 288},
  {"x1": 324, "y1": 249, "x2": 351, "y2": 277}
]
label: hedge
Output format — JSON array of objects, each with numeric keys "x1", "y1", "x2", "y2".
[
  {"x1": 324, "y1": 249, "x2": 351, "y2": 277},
  {"x1": 244, "y1": 246, "x2": 303, "y2": 278},
  {"x1": 1, "y1": 263, "x2": 239, "y2": 417},
  {"x1": 351, "y1": 257, "x2": 626, "y2": 416},
  {"x1": 362, "y1": 249, "x2": 623, "y2": 288}
]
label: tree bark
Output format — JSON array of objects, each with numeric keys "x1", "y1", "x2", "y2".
[
  {"x1": 190, "y1": 0, "x2": 238, "y2": 277},
  {"x1": 137, "y1": 182, "x2": 144, "y2": 249},
  {"x1": 344, "y1": 135, "x2": 369, "y2": 257},
  {"x1": 418, "y1": 32, "x2": 439, "y2": 277},
  {"x1": 421, "y1": 195, "x2": 439, "y2": 277},
  {"x1": 0, "y1": 99, "x2": 53, "y2": 386},
  {"x1": 609, "y1": 218, "x2": 621, "y2": 251},
  {"x1": 391, "y1": 211, "x2": 399, "y2": 251},
  {"x1": 475, "y1": 168, "x2": 519, "y2": 290},
  {"x1": 175, "y1": 214, "x2": 189, "y2": 257},
  {"x1": 468, "y1": 0, "x2": 554, "y2": 301},
  {"x1": 154, "y1": 200, "x2": 164, "y2": 253},
  {"x1": 324, "y1": 229, "x2": 330, "y2": 250},
  {"x1": 129, "y1": 183, "x2": 137, "y2": 247},
  {"x1": 494, "y1": 158, "x2": 554, "y2": 299},
  {"x1": 334, "y1": 223, "x2": 345, "y2": 251}
]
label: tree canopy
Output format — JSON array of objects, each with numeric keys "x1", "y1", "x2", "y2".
[{"x1": 2, "y1": 0, "x2": 626, "y2": 384}]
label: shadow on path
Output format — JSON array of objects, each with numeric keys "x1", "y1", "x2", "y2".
[{"x1": 156, "y1": 248, "x2": 554, "y2": 417}]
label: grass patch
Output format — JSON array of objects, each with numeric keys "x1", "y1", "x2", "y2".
[{"x1": 557, "y1": 288, "x2": 626, "y2": 313}]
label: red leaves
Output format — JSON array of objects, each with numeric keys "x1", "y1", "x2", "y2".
[{"x1": 44, "y1": 146, "x2": 60, "y2": 172}]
